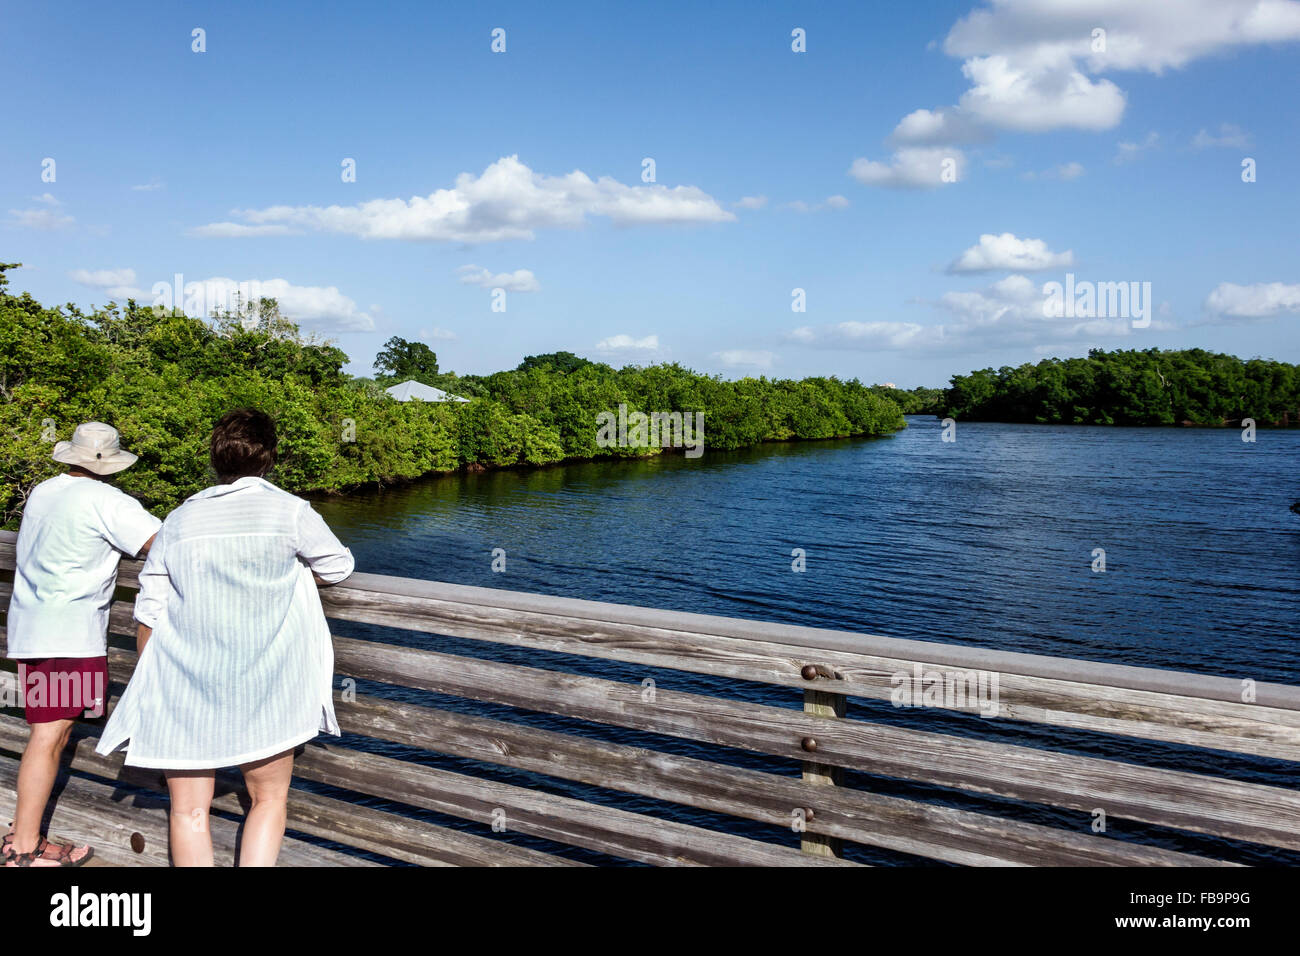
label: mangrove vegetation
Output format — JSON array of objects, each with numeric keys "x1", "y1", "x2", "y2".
[{"x1": 0, "y1": 264, "x2": 905, "y2": 525}]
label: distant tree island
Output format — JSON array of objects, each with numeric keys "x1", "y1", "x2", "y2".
[{"x1": 937, "y1": 349, "x2": 1300, "y2": 427}]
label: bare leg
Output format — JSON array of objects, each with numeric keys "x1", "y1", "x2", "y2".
[
  {"x1": 237, "y1": 750, "x2": 294, "y2": 867},
  {"x1": 11, "y1": 719, "x2": 75, "y2": 854},
  {"x1": 165, "y1": 770, "x2": 215, "y2": 867}
]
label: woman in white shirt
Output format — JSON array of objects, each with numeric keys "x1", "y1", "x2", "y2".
[{"x1": 97, "y1": 409, "x2": 354, "y2": 866}]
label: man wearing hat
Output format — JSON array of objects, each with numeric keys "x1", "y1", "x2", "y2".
[{"x1": 3, "y1": 422, "x2": 160, "y2": 867}]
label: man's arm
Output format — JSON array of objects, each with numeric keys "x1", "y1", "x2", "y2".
[
  {"x1": 99, "y1": 492, "x2": 162, "y2": 559},
  {"x1": 133, "y1": 528, "x2": 168, "y2": 640}
]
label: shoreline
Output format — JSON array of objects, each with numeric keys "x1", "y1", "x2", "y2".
[{"x1": 301, "y1": 426, "x2": 905, "y2": 503}]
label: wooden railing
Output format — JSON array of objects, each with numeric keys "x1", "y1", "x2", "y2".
[{"x1": 3, "y1": 527, "x2": 1300, "y2": 866}]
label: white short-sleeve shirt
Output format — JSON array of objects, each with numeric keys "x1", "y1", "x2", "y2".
[{"x1": 6, "y1": 473, "x2": 161, "y2": 659}]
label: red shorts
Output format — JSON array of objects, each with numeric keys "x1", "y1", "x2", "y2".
[{"x1": 17, "y1": 657, "x2": 109, "y2": 724}]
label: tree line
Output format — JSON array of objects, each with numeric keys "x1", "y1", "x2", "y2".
[
  {"x1": 0, "y1": 264, "x2": 905, "y2": 526},
  {"x1": 939, "y1": 349, "x2": 1300, "y2": 426}
]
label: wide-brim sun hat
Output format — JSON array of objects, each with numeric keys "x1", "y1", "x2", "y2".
[{"x1": 51, "y1": 421, "x2": 139, "y2": 476}]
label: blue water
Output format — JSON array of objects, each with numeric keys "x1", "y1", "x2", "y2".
[{"x1": 313, "y1": 418, "x2": 1300, "y2": 865}]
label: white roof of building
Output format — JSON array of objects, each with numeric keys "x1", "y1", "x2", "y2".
[{"x1": 385, "y1": 380, "x2": 470, "y2": 403}]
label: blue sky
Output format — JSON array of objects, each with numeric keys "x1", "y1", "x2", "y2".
[{"x1": 3, "y1": 0, "x2": 1299, "y2": 387}]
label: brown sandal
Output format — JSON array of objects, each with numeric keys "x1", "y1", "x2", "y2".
[{"x1": 4, "y1": 835, "x2": 95, "y2": 868}]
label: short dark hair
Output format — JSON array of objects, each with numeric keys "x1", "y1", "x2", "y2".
[{"x1": 211, "y1": 408, "x2": 277, "y2": 483}]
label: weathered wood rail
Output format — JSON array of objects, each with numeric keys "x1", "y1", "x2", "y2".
[{"x1": 3, "y1": 528, "x2": 1299, "y2": 866}]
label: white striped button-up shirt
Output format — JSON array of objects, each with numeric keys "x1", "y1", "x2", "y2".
[{"x1": 97, "y1": 477, "x2": 354, "y2": 769}]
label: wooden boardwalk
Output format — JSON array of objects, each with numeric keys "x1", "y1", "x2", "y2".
[{"x1": 3, "y1": 528, "x2": 1299, "y2": 866}]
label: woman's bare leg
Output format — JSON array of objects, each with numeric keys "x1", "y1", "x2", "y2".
[
  {"x1": 165, "y1": 770, "x2": 215, "y2": 866},
  {"x1": 237, "y1": 750, "x2": 294, "y2": 867}
]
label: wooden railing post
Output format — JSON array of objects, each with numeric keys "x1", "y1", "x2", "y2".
[{"x1": 800, "y1": 684, "x2": 845, "y2": 858}]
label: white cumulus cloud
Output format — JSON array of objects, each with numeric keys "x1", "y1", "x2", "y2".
[
  {"x1": 957, "y1": 52, "x2": 1126, "y2": 132},
  {"x1": 194, "y1": 155, "x2": 734, "y2": 243},
  {"x1": 1115, "y1": 131, "x2": 1160, "y2": 164},
  {"x1": 948, "y1": 233, "x2": 1074, "y2": 273},
  {"x1": 872, "y1": 0, "x2": 1300, "y2": 169},
  {"x1": 890, "y1": 107, "x2": 991, "y2": 145},
  {"x1": 943, "y1": 0, "x2": 1300, "y2": 131},
  {"x1": 790, "y1": 321, "x2": 932, "y2": 351},
  {"x1": 790, "y1": 273, "x2": 1169, "y2": 354},
  {"x1": 69, "y1": 267, "x2": 144, "y2": 299},
  {"x1": 457, "y1": 265, "x2": 540, "y2": 292},
  {"x1": 70, "y1": 267, "x2": 137, "y2": 288},
  {"x1": 945, "y1": 0, "x2": 1300, "y2": 75},
  {"x1": 1193, "y1": 123, "x2": 1252, "y2": 148},
  {"x1": 714, "y1": 349, "x2": 775, "y2": 369},
  {"x1": 1204, "y1": 281, "x2": 1300, "y2": 318},
  {"x1": 849, "y1": 148, "x2": 966, "y2": 189},
  {"x1": 785, "y1": 195, "x2": 852, "y2": 212},
  {"x1": 595, "y1": 334, "x2": 659, "y2": 352},
  {"x1": 7, "y1": 206, "x2": 75, "y2": 230},
  {"x1": 169, "y1": 277, "x2": 375, "y2": 332}
]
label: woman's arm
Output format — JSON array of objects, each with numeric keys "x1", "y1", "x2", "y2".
[
  {"x1": 136, "y1": 623, "x2": 152, "y2": 655},
  {"x1": 297, "y1": 503, "x2": 355, "y2": 586}
]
